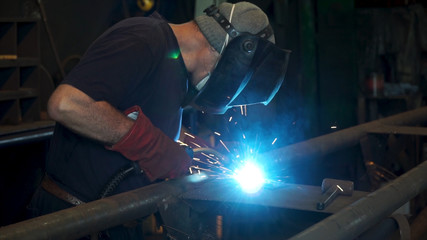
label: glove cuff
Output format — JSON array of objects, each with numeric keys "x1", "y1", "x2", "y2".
[{"x1": 106, "y1": 105, "x2": 192, "y2": 181}]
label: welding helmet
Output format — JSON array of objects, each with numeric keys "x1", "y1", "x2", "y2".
[{"x1": 184, "y1": 4, "x2": 291, "y2": 114}]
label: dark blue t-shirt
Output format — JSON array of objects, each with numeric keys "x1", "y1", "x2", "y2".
[{"x1": 47, "y1": 14, "x2": 189, "y2": 201}]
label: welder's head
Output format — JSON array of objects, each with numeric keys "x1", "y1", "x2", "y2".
[
  {"x1": 195, "y1": 2, "x2": 275, "y2": 54},
  {"x1": 183, "y1": 2, "x2": 291, "y2": 114}
]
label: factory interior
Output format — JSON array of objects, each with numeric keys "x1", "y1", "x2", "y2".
[{"x1": 1, "y1": 0, "x2": 427, "y2": 239}]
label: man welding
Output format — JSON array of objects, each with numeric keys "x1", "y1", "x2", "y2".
[{"x1": 28, "y1": 1, "x2": 289, "y2": 239}]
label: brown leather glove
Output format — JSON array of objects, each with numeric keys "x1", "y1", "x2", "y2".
[{"x1": 106, "y1": 105, "x2": 192, "y2": 181}]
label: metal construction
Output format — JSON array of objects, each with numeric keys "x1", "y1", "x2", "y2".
[
  {"x1": 0, "y1": 121, "x2": 54, "y2": 148},
  {"x1": 290, "y1": 159, "x2": 427, "y2": 240},
  {"x1": 261, "y1": 105, "x2": 427, "y2": 167},
  {"x1": 0, "y1": 175, "x2": 210, "y2": 240},
  {"x1": 2, "y1": 107, "x2": 427, "y2": 239}
]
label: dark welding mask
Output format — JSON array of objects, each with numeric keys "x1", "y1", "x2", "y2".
[{"x1": 183, "y1": 5, "x2": 291, "y2": 114}]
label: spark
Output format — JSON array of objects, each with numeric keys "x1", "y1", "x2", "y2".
[
  {"x1": 239, "y1": 105, "x2": 247, "y2": 116},
  {"x1": 190, "y1": 141, "x2": 202, "y2": 148},
  {"x1": 176, "y1": 140, "x2": 188, "y2": 146},
  {"x1": 191, "y1": 157, "x2": 232, "y2": 174},
  {"x1": 331, "y1": 125, "x2": 337, "y2": 129},
  {"x1": 184, "y1": 132, "x2": 195, "y2": 138},
  {"x1": 201, "y1": 152, "x2": 220, "y2": 164},
  {"x1": 185, "y1": 102, "x2": 290, "y2": 195},
  {"x1": 219, "y1": 140, "x2": 230, "y2": 153},
  {"x1": 233, "y1": 162, "x2": 265, "y2": 194},
  {"x1": 272, "y1": 138, "x2": 277, "y2": 145},
  {"x1": 190, "y1": 166, "x2": 216, "y2": 173},
  {"x1": 189, "y1": 144, "x2": 289, "y2": 194},
  {"x1": 189, "y1": 165, "x2": 232, "y2": 178},
  {"x1": 217, "y1": 165, "x2": 233, "y2": 173}
]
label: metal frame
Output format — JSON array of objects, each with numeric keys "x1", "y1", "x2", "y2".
[
  {"x1": 2, "y1": 107, "x2": 427, "y2": 239},
  {"x1": 0, "y1": 175, "x2": 210, "y2": 240},
  {"x1": 290, "y1": 159, "x2": 427, "y2": 240},
  {"x1": 261, "y1": 106, "x2": 427, "y2": 167}
]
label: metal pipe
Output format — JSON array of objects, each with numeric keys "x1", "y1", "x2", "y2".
[
  {"x1": 0, "y1": 129, "x2": 53, "y2": 148},
  {"x1": 0, "y1": 174, "x2": 208, "y2": 240},
  {"x1": 262, "y1": 106, "x2": 427, "y2": 167},
  {"x1": 289, "y1": 159, "x2": 427, "y2": 240},
  {"x1": 0, "y1": 121, "x2": 55, "y2": 148},
  {"x1": 357, "y1": 218, "x2": 398, "y2": 240},
  {"x1": 2, "y1": 107, "x2": 427, "y2": 239}
]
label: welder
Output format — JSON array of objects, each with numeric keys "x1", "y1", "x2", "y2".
[{"x1": 27, "y1": 1, "x2": 289, "y2": 239}]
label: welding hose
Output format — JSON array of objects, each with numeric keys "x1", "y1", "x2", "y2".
[
  {"x1": 99, "y1": 146, "x2": 203, "y2": 198},
  {"x1": 98, "y1": 162, "x2": 141, "y2": 198},
  {"x1": 99, "y1": 147, "x2": 227, "y2": 198}
]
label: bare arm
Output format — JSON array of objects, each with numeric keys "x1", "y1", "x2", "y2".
[{"x1": 47, "y1": 84, "x2": 133, "y2": 145}]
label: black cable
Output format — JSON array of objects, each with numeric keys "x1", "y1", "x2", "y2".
[{"x1": 99, "y1": 162, "x2": 139, "y2": 198}]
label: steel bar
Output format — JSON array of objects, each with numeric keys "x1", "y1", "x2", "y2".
[
  {"x1": 0, "y1": 129, "x2": 53, "y2": 148},
  {"x1": 357, "y1": 218, "x2": 399, "y2": 240},
  {"x1": 2, "y1": 107, "x2": 427, "y2": 239},
  {"x1": 261, "y1": 106, "x2": 427, "y2": 167},
  {"x1": 181, "y1": 178, "x2": 368, "y2": 214},
  {"x1": 367, "y1": 125, "x2": 427, "y2": 136},
  {"x1": 0, "y1": 120, "x2": 55, "y2": 148},
  {"x1": 289, "y1": 159, "x2": 427, "y2": 240},
  {"x1": 0, "y1": 174, "x2": 208, "y2": 240}
]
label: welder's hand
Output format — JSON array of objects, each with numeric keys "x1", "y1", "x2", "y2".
[{"x1": 106, "y1": 105, "x2": 193, "y2": 181}]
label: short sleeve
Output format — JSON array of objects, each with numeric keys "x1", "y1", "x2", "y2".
[{"x1": 62, "y1": 30, "x2": 153, "y2": 107}]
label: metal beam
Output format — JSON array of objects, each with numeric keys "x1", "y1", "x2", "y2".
[
  {"x1": 289, "y1": 159, "x2": 427, "y2": 240},
  {"x1": 261, "y1": 106, "x2": 427, "y2": 167},
  {"x1": 367, "y1": 125, "x2": 427, "y2": 136},
  {"x1": 2, "y1": 107, "x2": 427, "y2": 239},
  {"x1": 181, "y1": 179, "x2": 368, "y2": 214},
  {"x1": 0, "y1": 175, "x2": 208, "y2": 240},
  {"x1": 0, "y1": 120, "x2": 55, "y2": 148}
]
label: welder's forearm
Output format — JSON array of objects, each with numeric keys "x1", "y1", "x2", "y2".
[
  {"x1": 47, "y1": 84, "x2": 133, "y2": 145},
  {"x1": 58, "y1": 101, "x2": 133, "y2": 145}
]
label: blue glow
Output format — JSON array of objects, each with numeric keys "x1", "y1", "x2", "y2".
[
  {"x1": 233, "y1": 161, "x2": 265, "y2": 194},
  {"x1": 187, "y1": 172, "x2": 208, "y2": 183}
]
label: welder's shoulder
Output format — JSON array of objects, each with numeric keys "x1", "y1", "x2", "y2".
[
  {"x1": 111, "y1": 16, "x2": 166, "y2": 35},
  {"x1": 100, "y1": 16, "x2": 168, "y2": 47}
]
